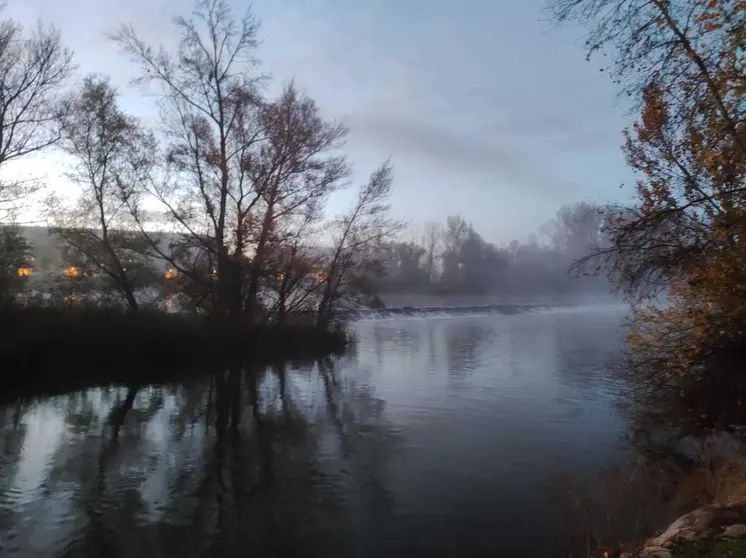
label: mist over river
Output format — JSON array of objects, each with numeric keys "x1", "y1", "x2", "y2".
[{"x1": 0, "y1": 305, "x2": 631, "y2": 557}]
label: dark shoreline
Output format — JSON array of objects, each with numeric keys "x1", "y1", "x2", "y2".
[{"x1": 0, "y1": 306, "x2": 348, "y2": 403}]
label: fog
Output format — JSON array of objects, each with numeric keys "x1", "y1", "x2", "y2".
[{"x1": 370, "y1": 205, "x2": 617, "y2": 309}]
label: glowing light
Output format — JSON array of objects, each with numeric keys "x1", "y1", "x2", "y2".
[
  {"x1": 16, "y1": 267, "x2": 32, "y2": 277},
  {"x1": 276, "y1": 272, "x2": 286, "y2": 280},
  {"x1": 63, "y1": 266, "x2": 81, "y2": 278},
  {"x1": 164, "y1": 268, "x2": 178, "y2": 280}
]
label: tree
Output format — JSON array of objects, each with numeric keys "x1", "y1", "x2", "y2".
[
  {"x1": 0, "y1": 9, "x2": 74, "y2": 220},
  {"x1": 555, "y1": 0, "x2": 745, "y2": 299},
  {"x1": 114, "y1": 0, "x2": 348, "y2": 323},
  {"x1": 421, "y1": 221, "x2": 443, "y2": 282},
  {"x1": 0, "y1": 226, "x2": 32, "y2": 304},
  {"x1": 389, "y1": 241, "x2": 428, "y2": 288},
  {"x1": 241, "y1": 84, "x2": 348, "y2": 322},
  {"x1": 544, "y1": 202, "x2": 605, "y2": 260},
  {"x1": 316, "y1": 162, "x2": 402, "y2": 329},
  {"x1": 555, "y1": 0, "x2": 746, "y2": 422},
  {"x1": 113, "y1": 0, "x2": 262, "y2": 320},
  {"x1": 44, "y1": 76, "x2": 156, "y2": 311},
  {"x1": 440, "y1": 215, "x2": 472, "y2": 286},
  {"x1": 262, "y1": 214, "x2": 324, "y2": 325}
]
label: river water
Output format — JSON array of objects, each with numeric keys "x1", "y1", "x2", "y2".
[{"x1": 0, "y1": 305, "x2": 630, "y2": 557}]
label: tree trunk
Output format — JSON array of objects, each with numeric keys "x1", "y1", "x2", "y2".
[
  {"x1": 216, "y1": 251, "x2": 241, "y2": 321},
  {"x1": 245, "y1": 201, "x2": 275, "y2": 323},
  {"x1": 123, "y1": 287, "x2": 139, "y2": 312}
]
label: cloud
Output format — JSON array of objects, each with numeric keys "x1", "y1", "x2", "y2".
[{"x1": 344, "y1": 112, "x2": 575, "y2": 194}]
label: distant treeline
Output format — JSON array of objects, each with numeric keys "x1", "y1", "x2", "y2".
[
  {"x1": 374, "y1": 203, "x2": 613, "y2": 299},
  {"x1": 1, "y1": 200, "x2": 613, "y2": 313}
]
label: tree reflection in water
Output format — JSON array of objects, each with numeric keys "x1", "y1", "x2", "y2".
[{"x1": 0, "y1": 358, "x2": 400, "y2": 557}]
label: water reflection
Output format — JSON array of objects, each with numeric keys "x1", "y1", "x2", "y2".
[
  {"x1": 1, "y1": 306, "x2": 630, "y2": 557},
  {"x1": 0, "y1": 361, "x2": 400, "y2": 557},
  {"x1": 444, "y1": 321, "x2": 492, "y2": 381}
]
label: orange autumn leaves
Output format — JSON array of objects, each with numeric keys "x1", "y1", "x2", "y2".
[{"x1": 619, "y1": 0, "x2": 746, "y2": 381}]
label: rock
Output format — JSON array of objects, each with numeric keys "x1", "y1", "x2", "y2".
[
  {"x1": 632, "y1": 504, "x2": 746, "y2": 558},
  {"x1": 648, "y1": 506, "x2": 743, "y2": 548},
  {"x1": 721, "y1": 523, "x2": 746, "y2": 538}
]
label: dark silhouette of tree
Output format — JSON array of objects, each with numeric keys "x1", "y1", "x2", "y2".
[
  {"x1": 316, "y1": 162, "x2": 402, "y2": 328},
  {"x1": 113, "y1": 1, "x2": 351, "y2": 324},
  {"x1": 113, "y1": 0, "x2": 265, "y2": 320},
  {"x1": 0, "y1": 9, "x2": 73, "y2": 220},
  {"x1": 44, "y1": 76, "x2": 157, "y2": 311}
]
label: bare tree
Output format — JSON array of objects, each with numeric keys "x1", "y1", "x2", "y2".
[
  {"x1": 113, "y1": 0, "x2": 263, "y2": 320},
  {"x1": 0, "y1": 9, "x2": 74, "y2": 220},
  {"x1": 114, "y1": 0, "x2": 348, "y2": 323},
  {"x1": 44, "y1": 76, "x2": 156, "y2": 311},
  {"x1": 316, "y1": 162, "x2": 403, "y2": 329}
]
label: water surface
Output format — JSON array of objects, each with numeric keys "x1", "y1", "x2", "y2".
[{"x1": 0, "y1": 305, "x2": 629, "y2": 557}]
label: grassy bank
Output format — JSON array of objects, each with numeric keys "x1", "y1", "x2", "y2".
[
  {"x1": 673, "y1": 536, "x2": 746, "y2": 557},
  {"x1": 0, "y1": 306, "x2": 348, "y2": 401}
]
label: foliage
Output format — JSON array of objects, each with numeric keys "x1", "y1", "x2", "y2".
[
  {"x1": 673, "y1": 536, "x2": 746, "y2": 558},
  {"x1": 555, "y1": 0, "x2": 746, "y2": 425}
]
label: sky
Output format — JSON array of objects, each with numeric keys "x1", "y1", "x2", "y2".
[{"x1": 3, "y1": 0, "x2": 638, "y2": 245}]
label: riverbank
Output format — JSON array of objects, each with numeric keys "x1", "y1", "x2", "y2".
[
  {"x1": 619, "y1": 504, "x2": 746, "y2": 557},
  {"x1": 0, "y1": 306, "x2": 348, "y2": 402}
]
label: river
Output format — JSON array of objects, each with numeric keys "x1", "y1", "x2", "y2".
[{"x1": 0, "y1": 304, "x2": 630, "y2": 557}]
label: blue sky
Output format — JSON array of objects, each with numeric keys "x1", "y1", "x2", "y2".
[{"x1": 5, "y1": 0, "x2": 637, "y2": 244}]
